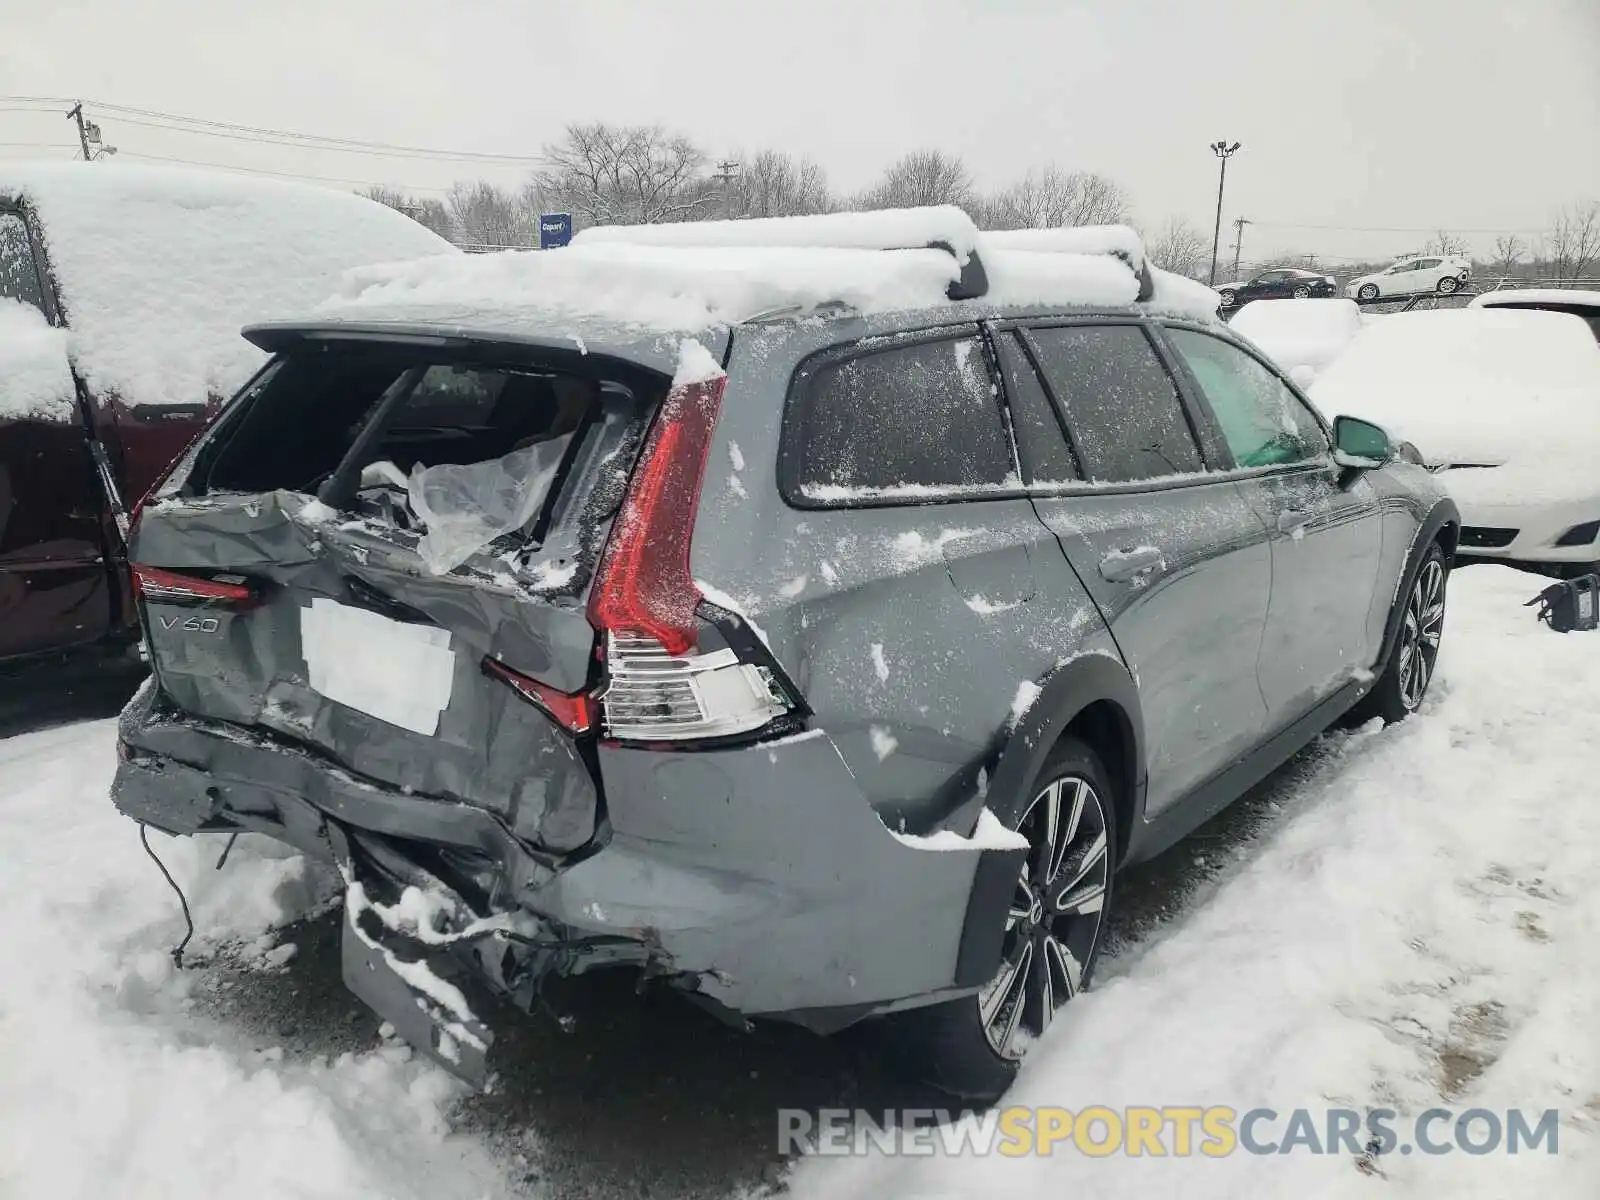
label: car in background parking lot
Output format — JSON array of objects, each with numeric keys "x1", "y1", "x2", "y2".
[
  {"x1": 1216, "y1": 267, "x2": 1338, "y2": 310},
  {"x1": 0, "y1": 163, "x2": 453, "y2": 668},
  {"x1": 1469, "y1": 288, "x2": 1600, "y2": 341},
  {"x1": 1313, "y1": 307, "x2": 1600, "y2": 576},
  {"x1": 111, "y1": 208, "x2": 1458, "y2": 1102},
  {"x1": 1347, "y1": 255, "x2": 1472, "y2": 302}
]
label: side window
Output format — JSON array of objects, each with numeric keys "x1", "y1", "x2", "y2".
[
  {"x1": 785, "y1": 335, "x2": 1016, "y2": 500},
  {"x1": 1025, "y1": 324, "x2": 1202, "y2": 482},
  {"x1": 0, "y1": 212, "x2": 48, "y2": 314},
  {"x1": 1417, "y1": 258, "x2": 1441, "y2": 270},
  {"x1": 994, "y1": 332, "x2": 1078, "y2": 485},
  {"x1": 1165, "y1": 328, "x2": 1330, "y2": 469}
]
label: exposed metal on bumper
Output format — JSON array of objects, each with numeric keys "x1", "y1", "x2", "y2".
[{"x1": 114, "y1": 691, "x2": 1026, "y2": 1058}]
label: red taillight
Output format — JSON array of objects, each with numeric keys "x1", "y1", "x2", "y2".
[
  {"x1": 133, "y1": 566, "x2": 256, "y2": 607},
  {"x1": 586, "y1": 373, "x2": 727, "y2": 656},
  {"x1": 482, "y1": 657, "x2": 593, "y2": 733}
]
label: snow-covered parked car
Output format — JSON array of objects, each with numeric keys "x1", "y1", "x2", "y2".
[
  {"x1": 111, "y1": 207, "x2": 1457, "y2": 1101},
  {"x1": 1228, "y1": 297, "x2": 1365, "y2": 383},
  {"x1": 1313, "y1": 307, "x2": 1600, "y2": 575},
  {"x1": 1346, "y1": 255, "x2": 1472, "y2": 302},
  {"x1": 0, "y1": 163, "x2": 453, "y2": 666},
  {"x1": 1469, "y1": 287, "x2": 1600, "y2": 341}
]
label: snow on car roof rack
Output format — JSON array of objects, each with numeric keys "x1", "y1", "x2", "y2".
[
  {"x1": 983, "y1": 224, "x2": 1155, "y2": 302},
  {"x1": 573, "y1": 206, "x2": 990, "y2": 301}
]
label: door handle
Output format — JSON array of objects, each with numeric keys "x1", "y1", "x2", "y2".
[
  {"x1": 1277, "y1": 509, "x2": 1311, "y2": 536},
  {"x1": 1099, "y1": 546, "x2": 1164, "y2": 582}
]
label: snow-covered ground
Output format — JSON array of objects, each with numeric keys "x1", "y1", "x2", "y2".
[{"x1": 2, "y1": 566, "x2": 1595, "y2": 1198}]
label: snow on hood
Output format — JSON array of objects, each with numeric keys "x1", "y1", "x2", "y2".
[
  {"x1": 0, "y1": 162, "x2": 454, "y2": 409},
  {"x1": 1312, "y1": 308, "x2": 1600, "y2": 503},
  {"x1": 1231, "y1": 298, "x2": 1363, "y2": 377},
  {"x1": 0, "y1": 299, "x2": 75, "y2": 421}
]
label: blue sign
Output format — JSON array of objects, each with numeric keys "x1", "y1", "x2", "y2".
[{"x1": 539, "y1": 213, "x2": 573, "y2": 250}]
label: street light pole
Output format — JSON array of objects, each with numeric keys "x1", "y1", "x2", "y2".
[{"x1": 1207, "y1": 140, "x2": 1241, "y2": 285}]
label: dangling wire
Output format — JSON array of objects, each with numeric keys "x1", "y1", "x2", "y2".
[{"x1": 138, "y1": 823, "x2": 194, "y2": 968}]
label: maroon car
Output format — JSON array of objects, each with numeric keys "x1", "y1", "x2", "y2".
[{"x1": 0, "y1": 163, "x2": 453, "y2": 666}]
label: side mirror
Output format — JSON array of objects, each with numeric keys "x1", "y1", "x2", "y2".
[{"x1": 1332, "y1": 415, "x2": 1393, "y2": 469}]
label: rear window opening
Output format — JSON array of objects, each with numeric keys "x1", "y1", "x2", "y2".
[{"x1": 192, "y1": 340, "x2": 669, "y2": 569}]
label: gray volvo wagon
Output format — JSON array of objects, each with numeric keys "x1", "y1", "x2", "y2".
[{"x1": 112, "y1": 210, "x2": 1458, "y2": 1098}]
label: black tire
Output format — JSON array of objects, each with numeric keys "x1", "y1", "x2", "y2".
[
  {"x1": 1353, "y1": 543, "x2": 1448, "y2": 725},
  {"x1": 878, "y1": 737, "x2": 1118, "y2": 1101},
  {"x1": 1292, "y1": 285, "x2": 1312, "y2": 298},
  {"x1": 1437, "y1": 276, "x2": 1460, "y2": 295},
  {"x1": 1357, "y1": 283, "x2": 1380, "y2": 302},
  {"x1": 1219, "y1": 288, "x2": 1237, "y2": 308}
]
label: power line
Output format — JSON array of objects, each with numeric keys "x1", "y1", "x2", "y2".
[
  {"x1": 0, "y1": 94, "x2": 541, "y2": 164},
  {"x1": 116, "y1": 150, "x2": 452, "y2": 194},
  {"x1": 1252, "y1": 220, "x2": 1546, "y2": 236}
]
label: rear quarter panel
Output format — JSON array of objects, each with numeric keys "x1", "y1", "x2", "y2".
[{"x1": 691, "y1": 320, "x2": 1116, "y2": 834}]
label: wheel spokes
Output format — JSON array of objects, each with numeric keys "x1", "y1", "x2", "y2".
[{"x1": 980, "y1": 939, "x2": 1034, "y2": 1056}]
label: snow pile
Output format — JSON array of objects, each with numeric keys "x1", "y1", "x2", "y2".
[
  {"x1": 1312, "y1": 308, "x2": 1600, "y2": 504},
  {"x1": 1142, "y1": 267, "x2": 1224, "y2": 322},
  {"x1": 1, "y1": 162, "x2": 453, "y2": 409},
  {"x1": 574, "y1": 204, "x2": 982, "y2": 261},
  {"x1": 0, "y1": 720, "x2": 508, "y2": 1200},
  {"x1": 982, "y1": 250, "x2": 1139, "y2": 309},
  {"x1": 984, "y1": 224, "x2": 1145, "y2": 270},
  {"x1": 1470, "y1": 287, "x2": 1600, "y2": 314},
  {"x1": 792, "y1": 566, "x2": 1600, "y2": 1200},
  {"x1": 0, "y1": 298, "x2": 75, "y2": 420},
  {"x1": 1230, "y1": 298, "x2": 1364, "y2": 379},
  {"x1": 320, "y1": 241, "x2": 962, "y2": 333}
]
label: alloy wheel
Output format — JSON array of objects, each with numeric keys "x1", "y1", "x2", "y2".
[
  {"x1": 1358, "y1": 284, "x2": 1379, "y2": 301},
  {"x1": 978, "y1": 775, "x2": 1111, "y2": 1059},
  {"x1": 1292, "y1": 285, "x2": 1311, "y2": 298},
  {"x1": 1438, "y1": 276, "x2": 1460, "y2": 294},
  {"x1": 1397, "y1": 558, "x2": 1446, "y2": 711}
]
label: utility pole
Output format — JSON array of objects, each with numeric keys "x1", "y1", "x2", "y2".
[
  {"x1": 1231, "y1": 216, "x2": 1251, "y2": 281},
  {"x1": 714, "y1": 159, "x2": 740, "y2": 220},
  {"x1": 66, "y1": 102, "x2": 91, "y2": 161},
  {"x1": 65, "y1": 102, "x2": 116, "y2": 161},
  {"x1": 1207, "y1": 140, "x2": 1241, "y2": 285}
]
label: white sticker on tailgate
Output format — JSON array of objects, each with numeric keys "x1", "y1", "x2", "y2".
[{"x1": 300, "y1": 598, "x2": 455, "y2": 735}]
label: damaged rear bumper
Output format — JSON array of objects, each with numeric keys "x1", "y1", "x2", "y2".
[{"x1": 113, "y1": 683, "x2": 1025, "y2": 1083}]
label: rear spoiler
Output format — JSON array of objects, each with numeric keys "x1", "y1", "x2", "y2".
[{"x1": 571, "y1": 208, "x2": 1152, "y2": 304}]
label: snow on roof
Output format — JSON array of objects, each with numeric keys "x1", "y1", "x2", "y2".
[
  {"x1": 572, "y1": 205, "x2": 982, "y2": 260},
  {"x1": 1470, "y1": 288, "x2": 1600, "y2": 311},
  {"x1": 1230, "y1": 297, "x2": 1363, "y2": 376},
  {"x1": 1311, "y1": 308, "x2": 1600, "y2": 476},
  {"x1": 318, "y1": 241, "x2": 963, "y2": 333},
  {"x1": 983, "y1": 224, "x2": 1145, "y2": 270},
  {"x1": 0, "y1": 162, "x2": 455, "y2": 408},
  {"x1": 320, "y1": 215, "x2": 1221, "y2": 333}
]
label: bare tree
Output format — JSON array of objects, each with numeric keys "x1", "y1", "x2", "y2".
[
  {"x1": 855, "y1": 150, "x2": 975, "y2": 210},
  {"x1": 1422, "y1": 229, "x2": 1470, "y2": 257},
  {"x1": 446, "y1": 181, "x2": 537, "y2": 248},
  {"x1": 360, "y1": 186, "x2": 455, "y2": 241},
  {"x1": 1143, "y1": 216, "x2": 1210, "y2": 279},
  {"x1": 535, "y1": 123, "x2": 717, "y2": 226},
  {"x1": 1489, "y1": 233, "x2": 1525, "y2": 279},
  {"x1": 727, "y1": 150, "x2": 833, "y2": 218},
  {"x1": 1542, "y1": 200, "x2": 1600, "y2": 280},
  {"x1": 977, "y1": 167, "x2": 1129, "y2": 230}
]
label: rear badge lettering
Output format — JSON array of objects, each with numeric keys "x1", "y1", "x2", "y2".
[{"x1": 157, "y1": 614, "x2": 221, "y2": 633}]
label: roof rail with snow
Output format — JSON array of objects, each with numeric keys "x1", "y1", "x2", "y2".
[{"x1": 573, "y1": 206, "x2": 991, "y2": 300}]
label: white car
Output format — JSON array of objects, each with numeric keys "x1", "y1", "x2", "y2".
[
  {"x1": 1346, "y1": 255, "x2": 1472, "y2": 302},
  {"x1": 1469, "y1": 288, "x2": 1600, "y2": 341},
  {"x1": 1312, "y1": 308, "x2": 1600, "y2": 575},
  {"x1": 1228, "y1": 297, "x2": 1364, "y2": 382}
]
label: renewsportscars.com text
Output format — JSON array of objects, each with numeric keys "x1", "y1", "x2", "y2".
[{"x1": 778, "y1": 1106, "x2": 1562, "y2": 1158}]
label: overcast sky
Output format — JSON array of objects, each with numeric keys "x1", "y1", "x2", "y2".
[{"x1": 3, "y1": 0, "x2": 1597, "y2": 265}]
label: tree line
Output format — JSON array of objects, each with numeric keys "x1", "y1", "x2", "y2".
[{"x1": 364, "y1": 121, "x2": 1598, "y2": 283}]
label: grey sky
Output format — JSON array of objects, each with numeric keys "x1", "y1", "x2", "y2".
[{"x1": 3, "y1": 0, "x2": 1597, "y2": 265}]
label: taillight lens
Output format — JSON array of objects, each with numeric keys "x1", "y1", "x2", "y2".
[
  {"x1": 133, "y1": 566, "x2": 258, "y2": 608},
  {"x1": 482, "y1": 656, "x2": 593, "y2": 733},
  {"x1": 586, "y1": 373, "x2": 727, "y2": 656},
  {"x1": 600, "y1": 631, "x2": 789, "y2": 741}
]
